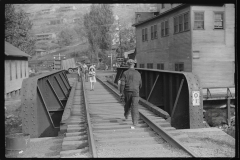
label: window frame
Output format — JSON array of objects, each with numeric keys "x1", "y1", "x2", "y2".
[
  {"x1": 147, "y1": 63, "x2": 153, "y2": 69},
  {"x1": 165, "y1": 20, "x2": 169, "y2": 36},
  {"x1": 175, "y1": 62, "x2": 184, "y2": 71},
  {"x1": 161, "y1": 22, "x2": 164, "y2": 37},
  {"x1": 179, "y1": 14, "x2": 183, "y2": 32},
  {"x1": 151, "y1": 26, "x2": 154, "y2": 40},
  {"x1": 161, "y1": 20, "x2": 169, "y2": 37},
  {"x1": 194, "y1": 11, "x2": 205, "y2": 30},
  {"x1": 214, "y1": 11, "x2": 224, "y2": 29},
  {"x1": 157, "y1": 63, "x2": 164, "y2": 70},
  {"x1": 184, "y1": 12, "x2": 189, "y2": 31},
  {"x1": 154, "y1": 24, "x2": 158, "y2": 39},
  {"x1": 145, "y1": 28, "x2": 148, "y2": 41},
  {"x1": 142, "y1": 29, "x2": 145, "y2": 42},
  {"x1": 140, "y1": 64, "x2": 145, "y2": 68},
  {"x1": 174, "y1": 16, "x2": 179, "y2": 33}
]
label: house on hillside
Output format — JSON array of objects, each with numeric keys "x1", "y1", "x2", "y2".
[
  {"x1": 132, "y1": 3, "x2": 235, "y2": 88},
  {"x1": 48, "y1": 19, "x2": 66, "y2": 25},
  {"x1": 5, "y1": 41, "x2": 30, "y2": 99},
  {"x1": 57, "y1": 5, "x2": 76, "y2": 12},
  {"x1": 35, "y1": 33, "x2": 56, "y2": 41},
  {"x1": 35, "y1": 49, "x2": 48, "y2": 56}
]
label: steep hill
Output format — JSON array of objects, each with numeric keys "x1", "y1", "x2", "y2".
[{"x1": 16, "y1": 4, "x2": 155, "y2": 61}]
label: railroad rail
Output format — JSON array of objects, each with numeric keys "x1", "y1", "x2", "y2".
[{"x1": 59, "y1": 73, "x2": 200, "y2": 157}]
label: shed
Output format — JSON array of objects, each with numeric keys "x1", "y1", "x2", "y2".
[{"x1": 5, "y1": 41, "x2": 30, "y2": 99}]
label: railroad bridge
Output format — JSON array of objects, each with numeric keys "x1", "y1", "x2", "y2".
[{"x1": 20, "y1": 68, "x2": 235, "y2": 157}]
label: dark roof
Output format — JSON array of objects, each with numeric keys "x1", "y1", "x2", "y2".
[
  {"x1": 132, "y1": 4, "x2": 225, "y2": 27},
  {"x1": 132, "y1": 4, "x2": 187, "y2": 27},
  {"x1": 5, "y1": 41, "x2": 30, "y2": 57}
]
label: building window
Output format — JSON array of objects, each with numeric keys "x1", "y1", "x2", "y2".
[
  {"x1": 145, "y1": 28, "x2": 148, "y2": 41},
  {"x1": 147, "y1": 63, "x2": 153, "y2": 69},
  {"x1": 20, "y1": 61, "x2": 22, "y2": 78},
  {"x1": 194, "y1": 12, "x2": 204, "y2": 29},
  {"x1": 10, "y1": 60, "x2": 12, "y2": 81},
  {"x1": 142, "y1": 29, "x2": 144, "y2": 42},
  {"x1": 151, "y1": 26, "x2": 154, "y2": 40},
  {"x1": 184, "y1": 12, "x2": 189, "y2": 30},
  {"x1": 174, "y1": 12, "x2": 189, "y2": 34},
  {"x1": 179, "y1": 15, "x2": 183, "y2": 32},
  {"x1": 154, "y1": 25, "x2": 157, "y2": 39},
  {"x1": 165, "y1": 20, "x2": 169, "y2": 36},
  {"x1": 162, "y1": 4, "x2": 165, "y2": 9},
  {"x1": 161, "y1": 20, "x2": 169, "y2": 37},
  {"x1": 214, "y1": 12, "x2": 224, "y2": 29},
  {"x1": 157, "y1": 63, "x2": 164, "y2": 70},
  {"x1": 175, "y1": 63, "x2": 184, "y2": 71},
  {"x1": 174, "y1": 17, "x2": 179, "y2": 33},
  {"x1": 161, "y1": 22, "x2": 164, "y2": 37},
  {"x1": 140, "y1": 64, "x2": 145, "y2": 68},
  {"x1": 15, "y1": 61, "x2": 18, "y2": 79},
  {"x1": 151, "y1": 25, "x2": 158, "y2": 40}
]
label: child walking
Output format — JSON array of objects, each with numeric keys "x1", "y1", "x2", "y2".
[{"x1": 89, "y1": 67, "x2": 96, "y2": 91}]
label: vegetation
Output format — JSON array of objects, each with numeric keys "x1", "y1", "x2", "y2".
[
  {"x1": 5, "y1": 4, "x2": 36, "y2": 55},
  {"x1": 57, "y1": 28, "x2": 76, "y2": 48},
  {"x1": 83, "y1": 4, "x2": 114, "y2": 64}
]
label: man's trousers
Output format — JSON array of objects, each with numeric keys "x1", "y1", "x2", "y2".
[{"x1": 124, "y1": 91, "x2": 139, "y2": 125}]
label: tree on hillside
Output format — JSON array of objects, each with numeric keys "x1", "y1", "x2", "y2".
[
  {"x1": 5, "y1": 4, "x2": 36, "y2": 55},
  {"x1": 83, "y1": 4, "x2": 114, "y2": 64},
  {"x1": 117, "y1": 27, "x2": 136, "y2": 54},
  {"x1": 57, "y1": 28, "x2": 75, "y2": 48}
]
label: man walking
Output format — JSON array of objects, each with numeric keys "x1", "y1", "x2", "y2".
[{"x1": 120, "y1": 59, "x2": 142, "y2": 129}]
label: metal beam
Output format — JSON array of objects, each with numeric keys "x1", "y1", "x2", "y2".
[
  {"x1": 147, "y1": 74, "x2": 159, "y2": 101},
  {"x1": 171, "y1": 79, "x2": 184, "y2": 117},
  {"x1": 54, "y1": 76, "x2": 67, "y2": 99},
  {"x1": 37, "y1": 86, "x2": 59, "y2": 128},
  {"x1": 47, "y1": 79, "x2": 64, "y2": 109}
]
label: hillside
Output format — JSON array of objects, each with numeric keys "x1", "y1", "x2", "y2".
[{"x1": 15, "y1": 4, "x2": 155, "y2": 61}]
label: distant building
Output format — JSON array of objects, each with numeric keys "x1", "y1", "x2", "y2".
[
  {"x1": 57, "y1": 5, "x2": 76, "y2": 12},
  {"x1": 49, "y1": 19, "x2": 66, "y2": 25},
  {"x1": 133, "y1": 4, "x2": 235, "y2": 88},
  {"x1": 35, "y1": 49, "x2": 48, "y2": 56},
  {"x1": 35, "y1": 33, "x2": 56, "y2": 41},
  {"x1": 5, "y1": 41, "x2": 30, "y2": 99},
  {"x1": 39, "y1": 8, "x2": 56, "y2": 14}
]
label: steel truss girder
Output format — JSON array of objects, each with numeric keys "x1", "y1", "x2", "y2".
[
  {"x1": 114, "y1": 67, "x2": 204, "y2": 129},
  {"x1": 21, "y1": 70, "x2": 71, "y2": 138}
]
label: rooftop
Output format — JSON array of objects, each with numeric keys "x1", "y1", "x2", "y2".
[{"x1": 5, "y1": 41, "x2": 30, "y2": 57}]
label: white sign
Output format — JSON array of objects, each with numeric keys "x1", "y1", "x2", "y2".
[{"x1": 192, "y1": 91, "x2": 200, "y2": 106}]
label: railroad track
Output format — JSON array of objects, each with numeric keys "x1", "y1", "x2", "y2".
[{"x1": 59, "y1": 75, "x2": 200, "y2": 157}]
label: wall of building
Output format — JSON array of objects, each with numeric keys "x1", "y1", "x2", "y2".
[
  {"x1": 136, "y1": 6, "x2": 192, "y2": 71},
  {"x1": 191, "y1": 4, "x2": 235, "y2": 87},
  {"x1": 5, "y1": 58, "x2": 29, "y2": 94}
]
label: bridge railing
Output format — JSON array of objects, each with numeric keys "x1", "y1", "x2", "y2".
[
  {"x1": 114, "y1": 67, "x2": 204, "y2": 129},
  {"x1": 21, "y1": 70, "x2": 71, "y2": 138}
]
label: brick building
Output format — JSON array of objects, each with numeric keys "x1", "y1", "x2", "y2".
[
  {"x1": 5, "y1": 41, "x2": 30, "y2": 99},
  {"x1": 133, "y1": 4, "x2": 235, "y2": 88}
]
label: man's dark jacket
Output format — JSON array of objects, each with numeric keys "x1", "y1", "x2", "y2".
[{"x1": 120, "y1": 68, "x2": 142, "y2": 97}]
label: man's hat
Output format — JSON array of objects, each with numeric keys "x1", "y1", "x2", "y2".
[{"x1": 126, "y1": 59, "x2": 136, "y2": 64}]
